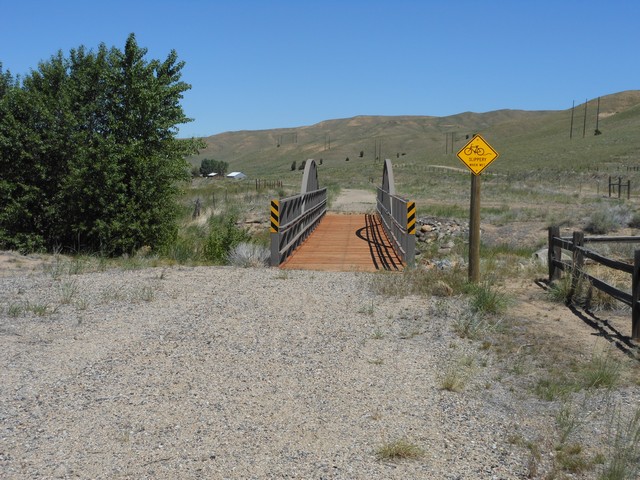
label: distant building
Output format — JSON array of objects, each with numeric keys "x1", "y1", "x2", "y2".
[
  {"x1": 226, "y1": 172, "x2": 247, "y2": 180},
  {"x1": 206, "y1": 172, "x2": 218, "y2": 177}
]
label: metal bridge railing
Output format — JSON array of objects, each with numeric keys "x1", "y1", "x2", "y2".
[
  {"x1": 270, "y1": 159, "x2": 327, "y2": 266},
  {"x1": 375, "y1": 159, "x2": 416, "y2": 266},
  {"x1": 269, "y1": 158, "x2": 414, "y2": 268}
]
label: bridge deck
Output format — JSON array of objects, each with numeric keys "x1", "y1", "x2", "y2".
[{"x1": 280, "y1": 213, "x2": 404, "y2": 272}]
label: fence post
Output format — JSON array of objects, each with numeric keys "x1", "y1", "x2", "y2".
[
  {"x1": 548, "y1": 226, "x2": 561, "y2": 282},
  {"x1": 569, "y1": 231, "x2": 585, "y2": 302},
  {"x1": 609, "y1": 176, "x2": 612, "y2": 197},
  {"x1": 618, "y1": 177, "x2": 622, "y2": 199},
  {"x1": 633, "y1": 250, "x2": 640, "y2": 340},
  {"x1": 627, "y1": 180, "x2": 631, "y2": 200}
]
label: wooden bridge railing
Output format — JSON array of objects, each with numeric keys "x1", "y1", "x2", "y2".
[{"x1": 548, "y1": 226, "x2": 640, "y2": 339}]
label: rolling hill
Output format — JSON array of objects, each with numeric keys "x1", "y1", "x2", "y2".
[{"x1": 188, "y1": 90, "x2": 640, "y2": 187}]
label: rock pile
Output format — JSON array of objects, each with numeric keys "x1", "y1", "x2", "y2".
[
  {"x1": 415, "y1": 217, "x2": 470, "y2": 268},
  {"x1": 416, "y1": 217, "x2": 469, "y2": 246}
]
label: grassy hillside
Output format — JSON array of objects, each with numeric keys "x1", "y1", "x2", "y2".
[
  {"x1": 188, "y1": 90, "x2": 640, "y2": 221},
  {"x1": 191, "y1": 91, "x2": 640, "y2": 176}
]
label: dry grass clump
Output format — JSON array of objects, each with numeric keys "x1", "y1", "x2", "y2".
[
  {"x1": 226, "y1": 242, "x2": 269, "y2": 267},
  {"x1": 375, "y1": 439, "x2": 424, "y2": 461},
  {"x1": 548, "y1": 266, "x2": 628, "y2": 312},
  {"x1": 370, "y1": 264, "x2": 467, "y2": 298}
]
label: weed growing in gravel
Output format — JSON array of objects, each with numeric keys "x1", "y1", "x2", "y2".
[
  {"x1": 371, "y1": 329, "x2": 384, "y2": 340},
  {"x1": 44, "y1": 254, "x2": 65, "y2": 279},
  {"x1": 67, "y1": 256, "x2": 89, "y2": 275},
  {"x1": 452, "y1": 311, "x2": 487, "y2": 339},
  {"x1": 535, "y1": 351, "x2": 622, "y2": 401},
  {"x1": 439, "y1": 363, "x2": 467, "y2": 392},
  {"x1": 58, "y1": 280, "x2": 79, "y2": 305},
  {"x1": 599, "y1": 405, "x2": 640, "y2": 480},
  {"x1": 7, "y1": 303, "x2": 22, "y2": 317},
  {"x1": 75, "y1": 296, "x2": 89, "y2": 311},
  {"x1": 554, "y1": 443, "x2": 592, "y2": 474},
  {"x1": 534, "y1": 375, "x2": 579, "y2": 401},
  {"x1": 370, "y1": 264, "x2": 467, "y2": 297},
  {"x1": 508, "y1": 435, "x2": 542, "y2": 478},
  {"x1": 133, "y1": 285, "x2": 155, "y2": 302},
  {"x1": 469, "y1": 282, "x2": 509, "y2": 315},
  {"x1": 579, "y1": 352, "x2": 621, "y2": 390},
  {"x1": 274, "y1": 271, "x2": 289, "y2": 280},
  {"x1": 357, "y1": 300, "x2": 375, "y2": 316},
  {"x1": 556, "y1": 400, "x2": 586, "y2": 445},
  {"x1": 376, "y1": 439, "x2": 424, "y2": 461},
  {"x1": 100, "y1": 285, "x2": 126, "y2": 303},
  {"x1": 550, "y1": 397, "x2": 600, "y2": 475},
  {"x1": 15, "y1": 302, "x2": 53, "y2": 317}
]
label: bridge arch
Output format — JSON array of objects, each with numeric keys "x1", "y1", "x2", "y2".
[{"x1": 300, "y1": 159, "x2": 319, "y2": 194}]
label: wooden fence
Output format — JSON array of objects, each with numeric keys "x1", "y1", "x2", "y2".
[
  {"x1": 608, "y1": 176, "x2": 631, "y2": 199},
  {"x1": 255, "y1": 179, "x2": 283, "y2": 190},
  {"x1": 548, "y1": 226, "x2": 640, "y2": 339}
]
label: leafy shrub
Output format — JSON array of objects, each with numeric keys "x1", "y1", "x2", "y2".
[
  {"x1": 628, "y1": 211, "x2": 640, "y2": 228},
  {"x1": 585, "y1": 204, "x2": 632, "y2": 234},
  {"x1": 203, "y1": 214, "x2": 250, "y2": 264},
  {"x1": 0, "y1": 34, "x2": 201, "y2": 255}
]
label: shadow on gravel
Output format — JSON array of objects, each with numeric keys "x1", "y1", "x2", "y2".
[{"x1": 535, "y1": 278, "x2": 640, "y2": 363}]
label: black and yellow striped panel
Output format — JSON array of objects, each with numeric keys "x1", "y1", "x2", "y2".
[
  {"x1": 270, "y1": 199, "x2": 279, "y2": 233},
  {"x1": 407, "y1": 201, "x2": 416, "y2": 234}
]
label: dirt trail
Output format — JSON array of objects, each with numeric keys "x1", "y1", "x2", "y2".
[{"x1": 330, "y1": 188, "x2": 376, "y2": 213}]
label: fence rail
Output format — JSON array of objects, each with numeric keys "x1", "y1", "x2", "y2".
[{"x1": 548, "y1": 226, "x2": 640, "y2": 339}]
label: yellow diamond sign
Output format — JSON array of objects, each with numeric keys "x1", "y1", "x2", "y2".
[{"x1": 456, "y1": 134, "x2": 499, "y2": 175}]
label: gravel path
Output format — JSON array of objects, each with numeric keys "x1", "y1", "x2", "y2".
[{"x1": 0, "y1": 264, "x2": 619, "y2": 479}]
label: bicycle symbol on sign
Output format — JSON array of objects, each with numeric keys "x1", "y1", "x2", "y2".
[{"x1": 464, "y1": 144, "x2": 485, "y2": 156}]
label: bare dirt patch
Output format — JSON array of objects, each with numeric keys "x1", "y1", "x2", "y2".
[{"x1": 331, "y1": 188, "x2": 376, "y2": 213}]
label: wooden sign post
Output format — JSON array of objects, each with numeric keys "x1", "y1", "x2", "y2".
[
  {"x1": 468, "y1": 174, "x2": 481, "y2": 282},
  {"x1": 456, "y1": 134, "x2": 499, "y2": 283}
]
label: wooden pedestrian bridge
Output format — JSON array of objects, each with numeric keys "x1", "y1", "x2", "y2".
[{"x1": 270, "y1": 159, "x2": 416, "y2": 272}]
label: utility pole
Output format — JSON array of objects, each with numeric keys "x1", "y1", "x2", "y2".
[
  {"x1": 570, "y1": 100, "x2": 575, "y2": 139},
  {"x1": 582, "y1": 98, "x2": 588, "y2": 138}
]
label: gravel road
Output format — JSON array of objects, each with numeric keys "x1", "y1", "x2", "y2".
[{"x1": 0, "y1": 263, "x2": 629, "y2": 479}]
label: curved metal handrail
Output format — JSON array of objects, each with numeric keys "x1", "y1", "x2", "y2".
[
  {"x1": 270, "y1": 160, "x2": 327, "y2": 266},
  {"x1": 376, "y1": 159, "x2": 415, "y2": 266}
]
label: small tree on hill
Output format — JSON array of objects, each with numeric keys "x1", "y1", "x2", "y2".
[{"x1": 200, "y1": 158, "x2": 228, "y2": 176}]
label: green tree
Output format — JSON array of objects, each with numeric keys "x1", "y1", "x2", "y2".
[
  {"x1": 0, "y1": 34, "x2": 202, "y2": 254},
  {"x1": 200, "y1": 158, "x2": 228, "y2": 176}
]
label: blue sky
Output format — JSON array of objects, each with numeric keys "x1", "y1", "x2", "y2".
[{"x1": 1, "y1": 0, "x2": 638, "y2": 137}]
